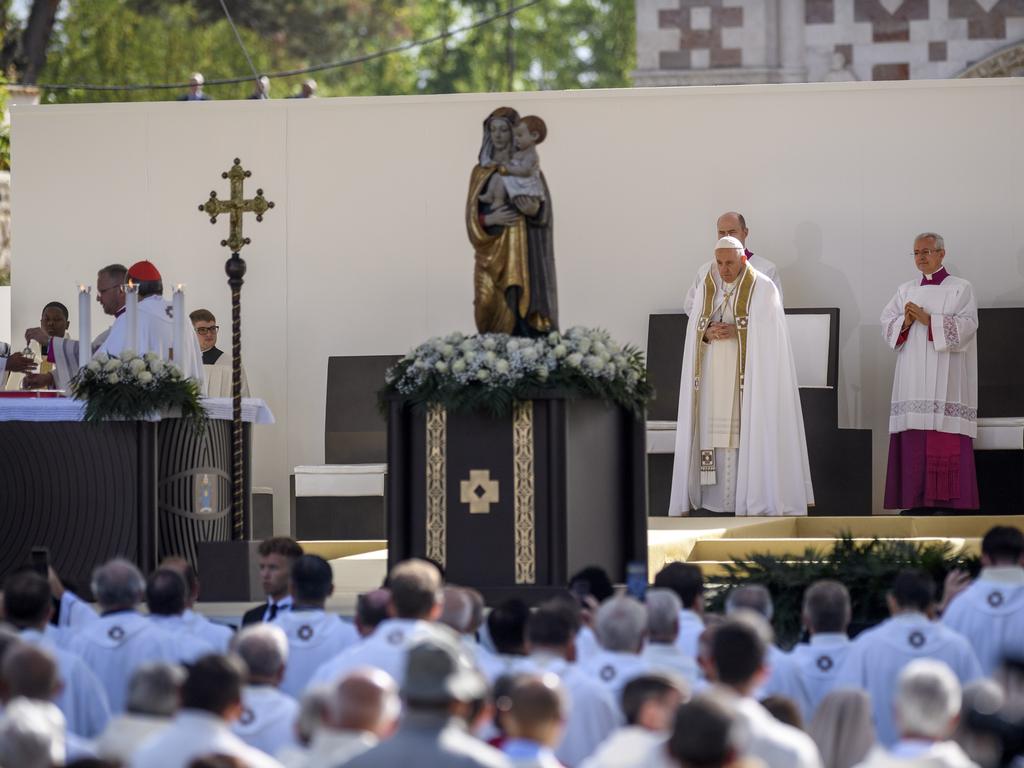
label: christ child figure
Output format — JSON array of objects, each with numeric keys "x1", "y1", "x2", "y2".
[{"x1": 479, "y1": 115, "x2": 547, "y2": 208}]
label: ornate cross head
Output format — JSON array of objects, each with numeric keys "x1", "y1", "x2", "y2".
[{"x1": 198, "y1": 158, "x2": 275, "y2": 253}]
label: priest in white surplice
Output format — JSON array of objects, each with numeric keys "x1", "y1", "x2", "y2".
[
  {"x1": 96, "y1": 260, "x2": 205, "y2": 383},
  {"x1": 881, "y1": 232, "x2": 979, "y2": 512},
  {"x1": 669, "y1": 236, "x2": 813, "y2": 516}
]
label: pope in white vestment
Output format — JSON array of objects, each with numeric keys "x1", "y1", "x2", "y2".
[{"x1": 669, "y1": 236, "x2": 813, "y2": 516}]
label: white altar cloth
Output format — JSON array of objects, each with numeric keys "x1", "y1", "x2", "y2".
[{"x1": 0, "y1": 397, "x2": 275, "y2": 424}]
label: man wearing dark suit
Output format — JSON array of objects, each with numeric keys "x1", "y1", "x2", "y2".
[
  {"x1": 241, "y1": 537, "x2": 304, "y2": 626},
  {"x1": 190, "y1": 309, "x2": 224, "y2": 365}
]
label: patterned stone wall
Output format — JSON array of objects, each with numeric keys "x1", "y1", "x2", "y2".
[{"x1": 635, "y1": 0, "x2": 1024, "y2": 85}]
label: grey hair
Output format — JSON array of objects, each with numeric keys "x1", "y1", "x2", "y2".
[
  {"x1": 725, "y1": 585, "x2": 774, "y2": 621},
  {"x1": 915, "y1": 232, "x2": 945, "y2": 250},
  {"x1": 295, "y1": 685, "x2": 333, "y2": 745},
  {"x1": 126, "y1": 662, "x2": 186, "y2": 717},
  {"x1": 91, "y1": 558, "x2": 145, "y2": 610},
  {"x1": 231, "y1": 624, "x2": 289, "y2": 680},
  {"x1": 646, "y1": 588, "x2": 682, "y2": 644},
  {"x1": 0, "y1": 698, "x2": 66, "y2": 768},
  {"x1": 896, "y1": 659, "x2": 961, "y2": 739},
  {"x1": 594, "y1": 596, "x2": 648, "y2": 653}
]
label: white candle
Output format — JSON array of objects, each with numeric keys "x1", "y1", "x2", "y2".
[
  {"x1": 125, "y1": 283, "x2": 139, "y2": 354},
  {"x1": 172, "y1": 284, "x2": 185, "y2": 363},
  {"x1": 78, "y1": 285, "x2": 92, "y2": 369}
]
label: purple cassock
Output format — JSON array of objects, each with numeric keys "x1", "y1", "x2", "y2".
[{"x1": 882, "y1": 267, "x2": 980, "y2": 510}]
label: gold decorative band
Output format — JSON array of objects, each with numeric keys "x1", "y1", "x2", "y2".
[
  {"x1": 425, "y1": 404, "x2": 447, "y2": 567},
  {"x1": 512, "y1": 401, "x2": 536, "y2": 584}
]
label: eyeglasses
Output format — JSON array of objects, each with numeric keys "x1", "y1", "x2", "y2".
[
  {"x1": 194, "y1": 326, "x2": 219, "y2": 335},
  {"x1": 913, "y1": 249, "x2": 943, "y2": 257}
]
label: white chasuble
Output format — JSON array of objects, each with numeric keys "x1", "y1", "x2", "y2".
[
  {"x1": 880, "y1": 273, "x2": 978, "y2": 437},
  {"x1": 670, "y1": 262, "x2": 813, "y2": 516},
  {"x1": 98, "y1": 295, "x2": 205, "y2": 385}
]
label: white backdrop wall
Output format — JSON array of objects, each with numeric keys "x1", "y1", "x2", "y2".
[{"x1": 11, "y1": 79, "x2": 1024, "y2": 528}]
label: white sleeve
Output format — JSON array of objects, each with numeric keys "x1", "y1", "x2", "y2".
[
  {"x1": 880, "y1": 287, "x2": 907, "y2": 350},
  {"x1": 931, "y1": 283, "x2": 979, "y2": 353}
]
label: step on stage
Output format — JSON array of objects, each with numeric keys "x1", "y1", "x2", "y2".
[{"x1": 295, "y1": 515, "x2": 1023, "y2": 612}]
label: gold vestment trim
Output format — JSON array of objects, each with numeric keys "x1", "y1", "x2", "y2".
[
  {"x1": 512, "y1": 402, "x2": 536, "y2": 584},
  {"x1": 425, "y1": 404, "x2": 447, "y2": 567}
]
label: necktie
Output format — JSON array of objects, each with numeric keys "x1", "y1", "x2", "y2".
[{"x1": 266, "y1": 602, "x2": 278, "y2": 622}]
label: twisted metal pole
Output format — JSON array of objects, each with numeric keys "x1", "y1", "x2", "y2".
[{"x1": 226, "y1": 253, "x2": 246, "y2": 538}]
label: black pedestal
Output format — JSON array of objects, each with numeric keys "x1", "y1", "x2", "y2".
[{"x1": 386, "y1": 396, "x2": 648, "y2": 604}]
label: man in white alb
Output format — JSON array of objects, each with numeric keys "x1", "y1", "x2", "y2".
[
  {"x1": 230, "y1": 624, "x2": 300, "y2": 757},
  {"x1": 941, "y1": 526, "x2": 1024, "y2": 676},
  {"x1": 881, "y1": 232, "x2": 979, "y2": 512},
  {"x1": 833, "y1": 570, "x2": 983, "y2": 746},
  {"x1": 273, "y1": 555, "x2": 358, "y2": 696},
  {"x1": 715, "y1": 211, "x2": 783, "y2": 300},
  {"x1": 670, "y1": 236, "x2": 812, "y2": 516},
  {"x1": 787, "y1": 580, "x2": 854, "y2": 723}
]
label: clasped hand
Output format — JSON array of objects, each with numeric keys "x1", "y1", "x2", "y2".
[
  {"x1": 903, "y1": 301, "x2": 930, "y2": 329},
  {"x1": 704, "y1": 322, "x2": 737, "y2": 342}
]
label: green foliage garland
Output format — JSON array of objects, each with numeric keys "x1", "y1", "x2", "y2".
[
  {"x1": 706, "y1": 534, "x2": 979, "y2": 648},
  {"x1": 71, "y1": 350, "x2": 207, "y2": 431}
]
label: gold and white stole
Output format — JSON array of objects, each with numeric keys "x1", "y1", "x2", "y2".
[{"x1": 691, "y1": 265, "x2": 757, "y2": 484}]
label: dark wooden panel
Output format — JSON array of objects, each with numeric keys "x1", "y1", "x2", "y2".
[
  {"x1": 325, "y1": 356, "x2": 401, "y2": 464},
  {"x1": 294, "y1": 496, "x2": 386, "y2": 540},
  {"x1": 0, "y1": 421, "x2": 154, "y2": 594},
  {"x1": 977, "y1": 308, "x2": 1024, "y2": 418}
]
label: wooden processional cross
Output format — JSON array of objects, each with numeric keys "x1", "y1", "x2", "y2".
[{"x1": 198, "y1": 159, "x2": 274, "y2": 538}]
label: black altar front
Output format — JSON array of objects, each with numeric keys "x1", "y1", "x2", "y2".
[
  {"x1": 0, "y1": 412, "x2": 251, "y2": 595},
  {"x1": 386, "y1": 395, "x2": 647, "y2": 604}
]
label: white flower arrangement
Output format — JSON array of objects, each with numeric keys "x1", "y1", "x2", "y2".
[
  {"x1": 383, "y1": 328, "x2": 652, "y2": 416},
  {"x1": 70, "y1": 349, "x2": 205, "y2": 428}
]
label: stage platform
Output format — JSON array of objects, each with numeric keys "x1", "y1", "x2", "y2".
[{"x1": 192, "y1": 515, "x2": 1021, "y2": 623}]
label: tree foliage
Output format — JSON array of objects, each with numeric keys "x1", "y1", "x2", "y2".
[{"x1": 37, "y1": 0, "x2": 636, "y2": 102}]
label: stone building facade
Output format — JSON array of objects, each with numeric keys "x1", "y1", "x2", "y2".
[{"x1": 635, "y1": 0, "x2": 1024, "y2": 85}]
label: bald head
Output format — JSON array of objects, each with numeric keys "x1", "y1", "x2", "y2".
[
  {"x1": 716, "y1": 211, "x2": 748, "y2": 247},
  {"x1": 231, "y1": 624, "x2": 288, "y2": 684},
  {"x1": 328, "y1": 668, "x2": 400, "y2": 737},
  {"x1": 439, "y1": 587, "x2": 473, "y2": 635},
  {"x1": 2, "y1": 644, "x2": 59, "y2": 703}
]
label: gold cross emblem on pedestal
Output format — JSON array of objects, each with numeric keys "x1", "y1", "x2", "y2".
[{"x1": 460, "y1": 470, "x2": 500, "y2": 514}]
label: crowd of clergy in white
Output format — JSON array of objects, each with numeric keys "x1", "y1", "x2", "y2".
[{"x1": 0, "y1": 524, "x2": 1022, "y2": 768}]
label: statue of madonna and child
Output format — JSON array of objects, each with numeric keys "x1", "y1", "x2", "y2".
[{"x1": 466, "y1": 106, "x2": 557, "y2": 337}]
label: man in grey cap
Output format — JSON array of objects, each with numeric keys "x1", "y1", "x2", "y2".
[{"x1": 344, "y1": 630, "x2": 510, "y2": 768}]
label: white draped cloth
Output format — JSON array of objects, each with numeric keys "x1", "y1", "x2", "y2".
[
  {"x1": 640, "y1": 643, "x2": 699, "y2": 688},
  {"x1": 579, "y1": 650, "x2": 651, "y2": 714},
  {"x1": 130, "y1": 709, "x2": 284, "y2": 768},
  {"x1": 231, "y1": 685, "x2": 300, "y2": 757},
  {"x1": 673, "y1": 609, "x2": 704, "y2": 660},
  {"x1": 786, "y1": 633, "x2": 854, "y2": 722},
  {"x1": 670, "y1": 261, "x2": 813, "y2": 516},
  {"x1": 99, "y1": 295, "x2": 205, "y2": 382},
  {"x1": 273, "y1": 609, "x2": 359, "y2": 697},
  {"x1": 880, "y1": 273, "x2": 978, "y2": 438},
  {"x1": 833, "y1": 613, "x2": 983, "y2": 746},
  {"x1": 66, "y1": 611, "x2": 179, "y2": 713},
  {"x1": 941, "y1": 565, "x2": 1024, "y2": 676},
  {"x1": 148, "y1": 614, "x2": 218, "y2": 662},
  {"x1": 308, "y1": 618, "x2": 438, "y2": 689},
  {"x1": 180, "y1": 608, "x2": 234, "y2": 653},
  {"x1": 724, "y1": 692, "x2": 823, "y2": 768}
]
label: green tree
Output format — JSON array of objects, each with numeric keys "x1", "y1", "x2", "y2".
[{"x1": 40, "y1": 0, "x2": 295, "y2": 102}]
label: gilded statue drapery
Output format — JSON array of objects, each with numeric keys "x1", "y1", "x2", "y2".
[{"x1": 467, "y1": 107, "x2": 558, "y2": 336}]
